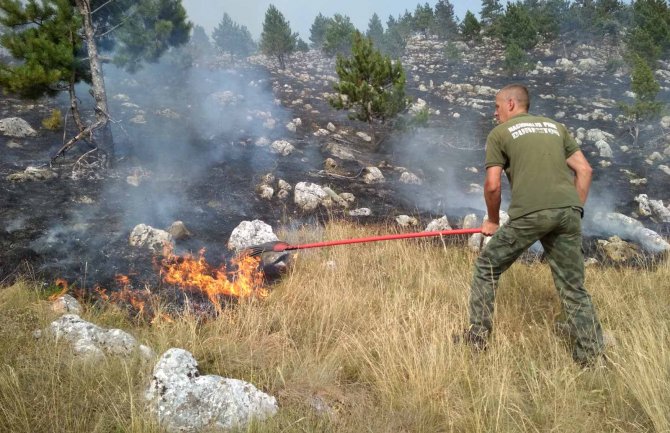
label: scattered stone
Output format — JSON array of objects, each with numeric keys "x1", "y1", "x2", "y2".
[
  {"x1": 661, "y1": 116, "x2": 670, "y2": 129},
  {"x1": 396, "y1": 215, "x2": 419, "y2": 227},
  {"x1": 228, "y1": 220, "x2": 278, "y2": 251},
  {"x1": 322, "y1": 186, "x2": 349, "y2": 208},
  {"x1": 0, "y1": 117, "x2": 37, "y2": 137},
  {"x1": 468, "y1": 211, "x2": 509, "y2": 253},
  {"x1": 270, "y1": 140, "x2": 295, "y2": 156},
  {"x1": 7, "y1": 166, "x2": 58, "y2": 182},
  {"x1": 584, "y1": 257, "x2": 599, "y2": 267},
  {"x1": 595, "y1": 140, "x2": 613, "y2": 158},
  {"x1": 49, "y1": 314, "x2": 154, "y2": 360},
  {"x1": 349, "y1": 208, "x2": 371, "y2": 217},
  {"x1": 597, "y1": 236, "x2": 639, "y2": 262},
  {"x1": 324, "y1": 158, "x2": 339, "y2": 172},
  {"x1": 51, "y1": 295, "x2": 82, "y2": 315},
  {"x1": 130, "y1": 114, "x2": 147, "y2": 124},
  {"x1": 167, "y1": 221, "x2": 192, "y2": 240},
  {"x1": 399, "y1": 171, "x2": 422, "y2": 185},
  {"x1": 362, "y1": 167, "x2": 385, "y2": 184},
  {"x1": 468, "y1": 184, "x2": 483, "y2": 194},
  {"x1": 6, "y1": 140, "x2": 22, "y2": 149},
  {"x1": 145, "y1": 348, "x2": 277, "y2": 433},
  {"x1": 339, "y1": 192, "x2": 355, "y2": 203},
  {"x1": 129, "y1": 224, "x2": 174, "y2": 253},
  {"x1": 659, "y1": 165, "x2": 670, "y2": 176},
  {"x1": 356, "y1": 131, "x2": 372, "y2": 142},
  {"x1": 294, "y1": 182, "x2": 329, "y2": 211},
  {"x1": 257, "y1": 184, "x2": 274, "y2": 200},
  {"x1": 324, "y1": 142, "x2": 355, "y2": 160},
  {"x1": 462, "y1": 214, "x2": 479, "y2": 229},
  {"x1": 313, "y1": 128, "x2": 330, "y2": 136},
  {"x1": 277, "y1": 179, "x2": 292, "y2": 191},
  {"x1": 425, "y1": 216, "x2": 452, "y2": 232},
  {"x1": 326, "y1": 122, "x2": 336, "y2": 132}
]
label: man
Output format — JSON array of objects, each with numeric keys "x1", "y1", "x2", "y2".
[{"x1": 460, "y1": 84, "x2": 604, "y2": 366}]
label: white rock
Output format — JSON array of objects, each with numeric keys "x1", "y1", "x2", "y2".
[
  {"x1": 326, "y1": 122, "x2": 336, "y2": 132},
  {"x1": 146, "y1": 348, "x2": 277, "y2": 433},
  {"x1": 399, "y1": 171, "x2": 422, "y2": 185},
  {"x1": 227, "y1": 220, "x2": 278, "y2": 251},
  {"x1": 396, "y1": 215, "x2": 419, "y2": 227},
  {"x1": 595, "y1": 140, "x2": 613, "y2": 158},
  {"x1": 661, "y1": 116, "x2": 670, "y2": 129},
  {"x1": 286, "y1": 122, "x2": 297, "y2": 132},
  {"x1": 129, "y1": 224, "x2": 173, "y2": 253},
  {"x1": 0, "y1": 117, "x2": 37, "y2": 137},
  {"x1": 49, "y1": 314, "x2": 152, "y2": 360},
  {"x1": 362, "y1": 167, "x2": 385, "y2": 184},
  {"x1": 425, "y1": 216, "x2": 452, "y2": 232},
  {"x1": 257, "y1": 184, "x2": 274, "y2": 200},
  {"x1": 270, "y1": 140, "x2": 295, "y2": 156},
  {"x1": 462, "y1": 214, "x2": 479, "y2": 229},
  {"x1": 349, "y1": 208, "x2": 371, "y2": 217},
  {"x1": 356, "y1": 131, "x2": 372, "y2": 142},
  {"x1": 294, "y1": 182, "x2": 329, "y2": 211},
  {"x1": 658, "y1": 165, "x2": 670, "y2": 176},
  {"x1": 51, "y1": 295, "x2": 82, "y2": 315}
]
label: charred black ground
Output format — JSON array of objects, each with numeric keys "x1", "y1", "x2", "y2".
[{"x1": 1, "y1": 39, "x2": 668, "y2": 291}]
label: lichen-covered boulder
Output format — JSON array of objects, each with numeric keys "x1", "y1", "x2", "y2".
[
  {"x1": 129, "y1": 224, "x2": 174, "y2": 253},
  {"x1": 227, "y1": 220, "x2": 278, "y2": 251},
  {"x1": 145, "y1": 348, "x2": 277, "y2": 433},
  {"x1": 0, "y1": 117, "x2": 37, "y2": 137}
]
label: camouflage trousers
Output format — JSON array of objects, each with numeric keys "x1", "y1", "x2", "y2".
[{"x1": 469, "y1": 207, "x2": 604, "y2": 363}]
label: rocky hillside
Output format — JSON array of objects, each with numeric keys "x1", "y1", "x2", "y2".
[{"x1": 1, "y1": 34, "x2": 669, "y2": 285}]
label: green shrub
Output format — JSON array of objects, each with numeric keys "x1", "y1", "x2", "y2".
[{"x1": 41, "y1": 109, "x2": 62, "y2": 130}]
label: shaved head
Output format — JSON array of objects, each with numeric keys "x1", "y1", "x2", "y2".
[{"x1": 498, "y1": 84, "x2": 530, "y2": 111}]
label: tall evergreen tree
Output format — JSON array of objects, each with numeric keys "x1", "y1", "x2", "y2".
[
  {"x1": 0, "y1": 0, "x2": 191, "y2": 162},
  {"x1": 413, "y1": 2, "x2": 434, "y2": 35},
  {"x1": 382, "y1": 15, "x2": 407, "y2": 57},
  {"x1": 330, "y1": 31, "x2": 407, "y2": 131},
  {"x1": 366, "y1": 13, "x2": 385, "y2": 49},
  {"x1": 480, "y1": 0, "x2": 504, "y2": 27},
  {"x1": 498, "y1": 3, "x2": 539, "y2": 49},
  {"x1": 260, "y1": 4, "x2": 296, "y2": 69},
  {"x1": 461, "y1": 10, "x2": 482, "y2": 42},
  {"x1": 309, "y1": 13, "x2": 332, "y2": 49},
  {"x1": 212, "y1": 13, "x2": 256, "y2": 59},
  {"x1": 434, "y1": 0, "x2": 459, "y2": 39},
  {"x1": 322, "y1": 14, "x2": 357, "y2": 57}
]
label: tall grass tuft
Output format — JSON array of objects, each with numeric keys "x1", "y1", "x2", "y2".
[{"x1": 1, "y1": 222, "x2": 668, "y2": 432}]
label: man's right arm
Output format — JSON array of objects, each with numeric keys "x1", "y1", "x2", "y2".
[
  {"x1": 482, "y1": 166, "x2": 503, "y2": 236},
  {"x1": 566, "y1": 150, "x2": 593, "y2": 205}
]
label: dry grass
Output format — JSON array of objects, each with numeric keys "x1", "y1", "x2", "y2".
[{"x1": 1, "y1": 221, "x2": 669, "y2": 433}]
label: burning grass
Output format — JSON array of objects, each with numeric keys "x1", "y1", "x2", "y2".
[{"x1": 1, "y1": 221, "x2": 669, "y2": 432}]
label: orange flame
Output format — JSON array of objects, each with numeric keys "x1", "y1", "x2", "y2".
[{"x1": 161, "y1": 247, "x2": 267, "y2": 310}]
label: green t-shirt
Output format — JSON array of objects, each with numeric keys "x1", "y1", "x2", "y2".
[{"x1": 485, "y1": 113, "x2": 582, "y2": 220}]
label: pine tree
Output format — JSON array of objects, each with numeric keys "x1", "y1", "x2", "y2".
[
  {"x1": 624, "y1": 54, "x2": 662, "y2": 120},
  {"x1": 330, "y1": 31, "x2": 407, "y2": 129},
  {"x1": 213, "y1": 13, "x2": 256, "y2": 59},
  {"x1": 366, "y1": 13, "x2": 385, "y2": 49},
  {"x1": 434, "y1": 0, "x2": 458, "y2": 39},
  {"x1": 632, "y1": 0, "x2": 670, "y2": 53},
  {"x1": 461, "y1": 10, "x2": 481, "y2": 42},
  {"x1": 382, "y1": 15, "x2": 407, "y2": 57},
  {"x1": 480, "y1": 0, "x2": 504, "y2": 27},
  {"x1": 498, "y1": 3, "x2": 539, "y2": 49},
  {"x1": 503, "y1": 42, "x2": 531, "y2": 75},
  {"x1": 322, "y1": 14, "x2": 357, "y2": 57},
  {"x1": 260, "y1": 4, "x2": 296, "y2": 69},
  {"x1": 413, "y1": 2, "x2": 434, "y2": 36},
  {"x1": 309, "y1": 13, "x2": 332, "y2": 49},
  {"x1": 0, "y1": 0, "x2": 192, "y2": 162}
]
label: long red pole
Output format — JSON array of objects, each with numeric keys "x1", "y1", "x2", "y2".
[{"x1": 278, "y1": 228, "x2": 482, "y2": 252}]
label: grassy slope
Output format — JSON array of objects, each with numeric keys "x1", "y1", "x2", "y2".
[{"x1": 1, "y1": 222, "x2": 669, "y2": 433}]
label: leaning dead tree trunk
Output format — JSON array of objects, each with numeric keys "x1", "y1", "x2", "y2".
[{"x1": 52, "y1": 0, "x2": 114, "y2": 166}]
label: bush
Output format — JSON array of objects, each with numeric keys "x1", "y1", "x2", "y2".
[
  {"x1": 42, "y1": 109, "x2": 62, "y2": 130},
  {"x1": 503, "y1": 43, "x2": 530, "y2": 75}
]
